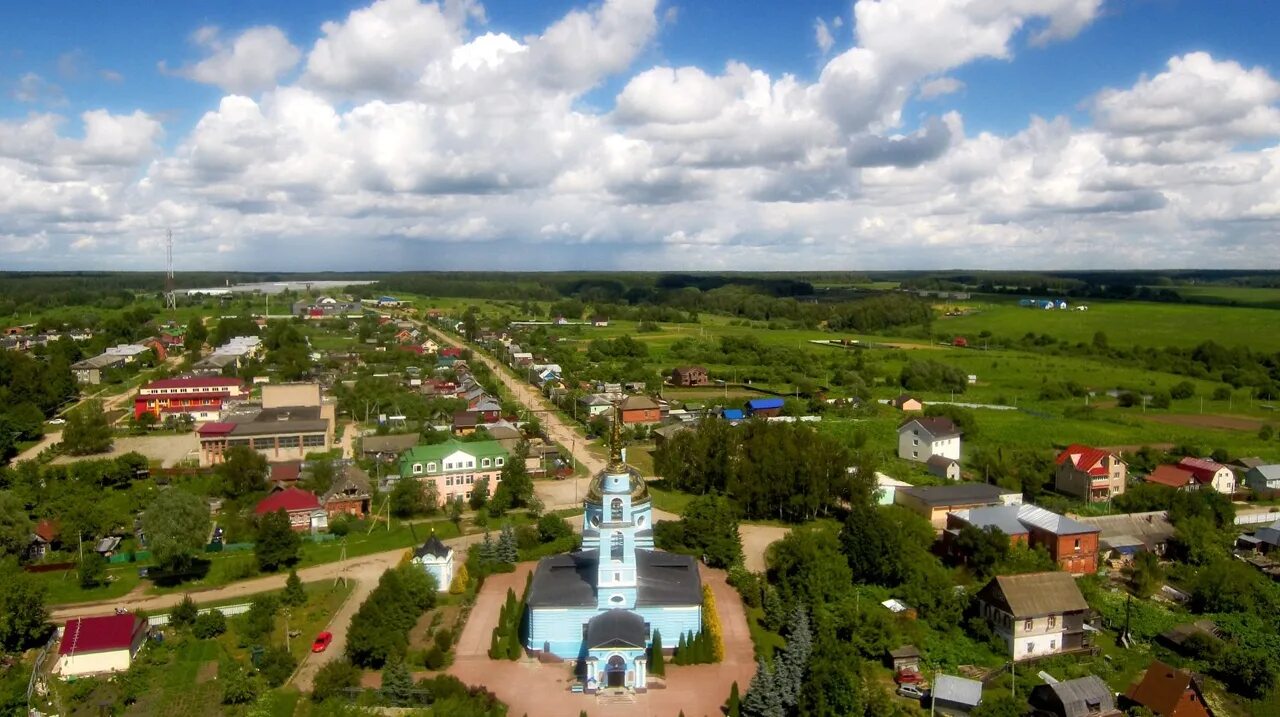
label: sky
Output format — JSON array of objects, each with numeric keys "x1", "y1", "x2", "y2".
[{"x1": 2, "y1": 0, "x2": 1280, "y2": 272}]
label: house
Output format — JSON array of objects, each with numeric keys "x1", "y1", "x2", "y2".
[
  {"x1": 946, "y1": 504, "x2": 1101, "y2": 574},
  {"x1": 1077, "y1": 511, "x2": 1176, "y2": 558},
  {"x1": 27, "y1": 519, "x2": 61, "y2": 561},
  {"x1": 1054, "y1": 445, "x2": 1127, "y2": 503},
  {"x1": 721, "y1": 408, "x2": 745, "y2": 422},
  {"x1": 898, "y1": 417, "x2": 962, "y2": 463},
  {"x1": 54, "y1": 614, "x2": 149, "y2": 677},
  {"x1": 412, "y1": 533, "x2": 454, "y2": 592},
  {"x1": 875, "y1": 473, "x2": 913, "y2": 506},
  {"x1": 887, "y1": 645, "x2": 921, "y2": 673},
  {"x1": 485, "y1": 423, "x2": 524, "y2": 454},
  {"x1": 360, "y1": 433, "x2": 421, "y2": 462},
  {"x1": 439, "y1": 347, "x2": 464, "y2": 359},
  {"x1": 931, "y1": 674, "x2": 984, "y2": 716},
  {"x1": 927, "y1": 455, "x2": 962, "y2": 481},
  {"x1": 895, "y1": 483, "x2": 1022, "y2": 529},
  {"x1": 1124, "y1": 660, "x2": 1212, "y2": 717},
  {"x1": 652, "y1": 423, "x2": 690, "y2": 448},
  {"x1": 890, "y1": 394, "x2": 924, "y2": 412},
  {"x1": 469, "y1": 396, "x2": 502, "y2": 422},
  {"x1": 1029, "y1": 675, "x2": 1120, "y2": 717},
  {"x1": 322, "y1": 464, "x2": 372, "y2": 518},
  {"x1": 976, "y1": 572, "x2": 1092, "y2": 661},
  {"x1": 618, "y1": 395, "x2": 661, "y2": 425},
  {"x1": 591, "y1": 316, "x2": 609, "y2": 327},
  {"x1": 255, "y1": 487, "x2": 327, "y2": 533},
  {"x1": 578, "y1": 394, "x2": 615, "y2": 418},
  {"x1": 952, "y1": 337, "x2": 968, "y2": 348},
  {"x1": 1255, "y1": 519, "x2": 1280, "y2": 553},
  {"x1": 133, "y1": 376, "x2": 247, "y2": 422},
  {"x1": 1244, "y1": 464, "x2": 1280, "y2": 492},
  {"x1": 71, "y1": 345, "x2": 148, "y2": 384},
  {"x1": 670, "y1": 366, "x2": 708, "y2": 387},
  {"x1": 269, "y1": 462, "x2": 302, "y2": 487},
  {"x1": 399, "y1": 439, "x2": 511, "y2": 504},
  {"x1": 1145, "y1": 465, "x2": 1199, "y2": 491},
  {"x1": 1176, "y1": 457, "x2": 1236, "y2": 494},
  {"x1": 745, "y1": 397, "x2": 785, "y2": 417},
  {"x1": 452, "y1": 411, "x2": 480, "y2": 435}
]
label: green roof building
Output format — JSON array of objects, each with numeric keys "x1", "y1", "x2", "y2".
[{"x1": 398, "y1": 439, "x2": 511, "y2": 504}]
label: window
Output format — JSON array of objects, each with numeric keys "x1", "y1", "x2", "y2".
[
  {"x1": 496, "y1": 457, "x2": 504, "y2": 466},
  {"x1": 251, "y1": 437, "x2": 275, "y2": 450},
  {"x1": 912, "y1": 451, "x2": 919, "y2": 458},
  {"x1": 1024, "y1": 619, "x2": 1033, "y2": 631},
  {"x1": 481, "y1": 458, "x2": 490, "y2": 468},
  {"x1": 1026, "y1": 642, "x2": 1034, "y2": 654},
  {"x1": 611, "y1": 532, "x2": 624, "y2": 561},
  {"x1": 912, "y1": 439, "x2": 919, "y2": 446},
  {"x1": 1049, "y1": 639, "x2": 1056, "y2": 650},
  {"x1": 610, "y1": 594, "x2": 625, "y2": 604},
  {"x1": 303, "y1": 434, "x2": 325, "y2": 447},
  {"x1": 611, "y1": 498, "x2": 624, "y2": 522},
  {"x1": 446, "y1": 477, "x2": 453, "y2": 486},
  {"x1": 426, "y1": 462, "x2": 436, "y2": 473},
  {"x1": 277, "y1": 435, "x2": 300, "y2": 448},
  {"x1": 445, "y1": 462, "x2": 453, "y2": 470},
  {"x1": 1074, "y1": 539, "x2": 1081, "y2": 551},
  {"x1": 1047, "y1": 616, "x2": 1055, "y2": 629}
]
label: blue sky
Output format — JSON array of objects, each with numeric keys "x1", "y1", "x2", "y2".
[{"x1": 1, "y1": 0, "x2": 1278, "y2": 270}]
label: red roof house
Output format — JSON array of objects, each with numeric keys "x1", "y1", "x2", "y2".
[
  {"x1": 269, "y1": 461, "x2": 303, "y2": 485},
  {"x1": 1145, "y1": 465, "x2": 1198, "y2": 490},
  {"x1": 1125, "y1": 660, "x2": 1212, "y2": 717},
  {"x1": 1054, "y1": 444, "x2": 1127, "y2": 503},
  {"x1": 1176, "y1": 457, "x2": 1236, "y2": 494},
  {"x1": 55, "y1": 614, "x2": 149, "y2": 677},
  {"x1": 439, "y1": 347, "x2": 464, "y2": 359},
  {"x1": 255, "y1": 487, "x2": 325, "y2": 532}
]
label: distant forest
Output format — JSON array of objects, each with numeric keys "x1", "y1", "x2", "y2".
[{"x1": 2, "y1": 268, "x2": 1279, "y2": 322}]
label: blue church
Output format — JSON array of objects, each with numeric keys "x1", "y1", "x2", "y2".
[{"x1": 525, "y1": 418, "x2": 702, "y2": 692}]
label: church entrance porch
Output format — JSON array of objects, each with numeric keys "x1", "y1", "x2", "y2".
[{"x1": 606, "y1": 655, "x2": 626, "y2": 688}]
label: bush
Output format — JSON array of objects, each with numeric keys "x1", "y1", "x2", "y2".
[
  {"x1": 78, "y1": 553, "x2": 107, "y2": 589},
  {"x1": 423, "y1": 645, "x2": 447, "y2": 670},
  {"x1": 192, "y1": 610, "x2": 227, "y2": 639},
  {"x1": 259, "y1": 645, "x2": 297, "y2": 687},
  {"x1": 1170, "y1": 381, "x2": 1196, "y2": 399},
  {"x1": 311, "y1": 659, "x2": 361, "y2": 702}
]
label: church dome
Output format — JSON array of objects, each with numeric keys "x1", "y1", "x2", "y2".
[{"x1": 585, "y1": 464, "x2": 649, "y2": 504}]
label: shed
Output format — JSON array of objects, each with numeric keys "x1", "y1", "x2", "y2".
[
  {"x1": 931, "y1": 674, "x2": 983, "y2": 716},
  {"x1": 887, "y1": 645, "x2": 921, "y2": 672},
  {"x1": 1029, "y1": 675, "x2": 1119, "y2": 717},
  {"x1": 55, "y1": 614, "x2": 149, "y2": 677},
  {"x1": 745, "y1": 397, "x2": 785, "y2": 416}
]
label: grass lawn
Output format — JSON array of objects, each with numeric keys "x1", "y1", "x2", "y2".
[
  {"x1": 38, "y1": 563, "x2": 143, "y2": 605},
  {"x1": 744, "y1": 605, "x2": 785, "y2": 660},
  {"x1": 646, "y1": 480, "x2": 696, "y2": 515}
]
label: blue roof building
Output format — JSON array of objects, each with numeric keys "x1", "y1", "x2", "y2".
[
  {"x1": 524, "y1": 412, "x2": 702, "y2": 693},
  {"x1": 721, "y1": 408, "x2": 745, "y2": 421},
  {"x1": 745, "y1": 397, "x2": 785, "y2": 415}
]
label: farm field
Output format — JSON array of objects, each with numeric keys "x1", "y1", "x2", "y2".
[
  {"x1": 1161, "y1": 285, "x2": 1280, "y2": 307},
  {"x1": 935, "y1": 298, "x2": 1280, "y2": 351}
]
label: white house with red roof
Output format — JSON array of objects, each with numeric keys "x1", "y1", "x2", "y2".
[
  {"x1": 255, "y1": 487, "x2": 327, "y2": 532},
  {"x1": 1055, "y1": 444, "x2": 1127, "y2": 503},
  {"x1": 54, "y1": 613, "x2": 149, "y2": 677},
  {"x1": 133, "y1": 376, "x2": 247, "y2": 421},
  {"x1": 1176, "y1": 457, "x2": 1236, "y2": 494}
]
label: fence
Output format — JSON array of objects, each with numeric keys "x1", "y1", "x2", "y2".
[{"x1": 149, "y1": 602, "x2": 252, "y2": 627}]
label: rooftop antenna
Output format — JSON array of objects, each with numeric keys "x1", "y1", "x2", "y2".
[{"x1": 164, "y1": 228, "x2": 177, "y2": 313}]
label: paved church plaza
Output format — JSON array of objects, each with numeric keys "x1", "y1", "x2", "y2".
[{"x1": 448, "y1": 564, "x2": 755, "y2": 717}]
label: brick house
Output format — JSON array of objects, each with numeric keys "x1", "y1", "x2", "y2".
[
  {"x1": 946, "y1": 504, "x2": 1100, "y2": 574},
  {"x1": 254, "y1": 488, "x2": 327, "y2": 532},
  {"x1": 670, "y1": 366, "x2": 708, "y2": 387},
  {"x1": 1055, "y1": 444, "x2": 1126, "y2": 502},
  {"x1": 618, "y1": 395, "x2": 662, "y2": 425},
  {"x1": 322, "y1": 464, "x2": 372, "y2": 518}
]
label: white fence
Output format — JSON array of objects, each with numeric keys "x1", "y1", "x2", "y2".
[{"x1": 149, "y1": 602, "x2": 252, "y2": 627}]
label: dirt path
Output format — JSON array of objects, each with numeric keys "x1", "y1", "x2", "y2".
[
  {"x1": 738, "y1": 524, "x2": 791, "y2": 573},
  {"x1": 337, "y1": 420, "x2": 356, "y2": 459},
  {"x1": 1139, "y1": 413, "x2": 1266, "y2": 432},
  {"x1": 14, "y1": 431, "x2": 60, "y2": 462},
  {"x1": 423, "y1": 324, "x2": 610, "y2": 512}
]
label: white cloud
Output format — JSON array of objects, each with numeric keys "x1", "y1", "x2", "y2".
[
  {"x1": 11, "y1": 72, "x2": 65, "y2": 105},
  {"x1": 172, "y1": 25, "x2": 301, "y2": 94},
  {"x1": 815, "y1": 18, "x2": 835, "y2": 55},
  {"x1": 3, "y1": 0, "x2": 1280, "y2": 270}
]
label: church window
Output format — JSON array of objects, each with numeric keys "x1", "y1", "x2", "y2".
[
  {"x1": 611, "y1": 532, "x2": 624, "y2": 561},
  {"x1": 610, "y1": 594, "x2": 625, "y2": 604},
  {"x1": 590, "y1": 514, "x2": 601, "y2": 528},
  {"x1": 636, "y1": 515, "x2": 645, "y2": 527},
  {"x1": 611, "y1": 498, "x2": 623, "y2": 522}
]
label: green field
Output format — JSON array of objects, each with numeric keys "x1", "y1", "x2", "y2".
[
  {"x1": 935, "y1": 298, "x2": 1280, "y2": 351},
  {"x1": 1163, "y1": 285, "x2": 1280, "y2": 307}
]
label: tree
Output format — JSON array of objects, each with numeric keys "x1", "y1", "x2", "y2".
[
  {"x1": 679, "y1": 494, "x2": 743, "y2": 568},
  {"x1": 183, "y1": 317, "x2": 208, "y2": 353},
  {"x1": 469, "y1": 477, "x2": 489, "y2": 511},
  {"x1": 171, "y1": 594, "x2": 199, "y2": 628},
  {"x1": 381, "y1": 660, "x2": 414, "y2": 705},
  {"x1": 951, "y1": 525, "x2": 1010, "y2": 577},
  {"x1": 193, "y1": 610, "x2": 227, "y2": 638},
  {"x1": 537, "y1": 513, "x2": 573, "y2": 543},
  {"x1": 77, "y1": 551, "x2": 107, "y2": 588},
  {"x1": 259, "y1": 645, "x2": 298, "y2": 688},
  {"x1": 490, "y1": 445, "x2": 534, "y2": 512},
  {"x1": 776, "y1": 606, "x2": 813, "y2": 709},
  {"x1": 449, "y1": 563, "x2": 469, "y2": 594},
  {"x1": 1127, "y1": 551, "x2": 1163, "y2": 598},
  {"x1": 143, "y1": 488, "x2": 211, "y2": 572},
  {"x1": 0, "y1": 491, "x2": 32, "y2": 560},
  {"x1": 311, "y1": 659, "x2": 361, "y2": 702},
  {"x1": 255, "y1": 509, "x2": 301, "y2": 572},
  {"x1": 282, "y1": 569, "x2": 307, "y2": 606},
  {"x1": 220, "y1": 659, "x2": 259, "y2": 705},
  {"x1": 448, "y1": 495, "x2": 464, "y2": 528},
  {"x1": 649, "y1": 630, "x2": 665, "y2": 677},
  {"x1": 0, "y1": 563, "x2": 51, "y2": 651},
  {"x1": 391, "y1": 478, "x2": 428, "y2": 518},
  {"x1": 725, "y1": 681, "x2": 741, "y2": 717},
  {"x1": 971, "y1": 694, "x2": 1026, "y2": 717},
  {"x1": 61, "y1": 399, "x2": 113, "y2": 456},
  {"x1": 741, "y1": 658, "x2": 784, "y2": 717},
  {"x1": 497, "y1": 523, "x2": 518, "y2": 564},
  {"x1": 217, "y1": 445, "x2": 269, "y2": 498}
]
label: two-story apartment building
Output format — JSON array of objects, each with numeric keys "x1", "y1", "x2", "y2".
[
  {"x1": 196, "y1": 384, "x2": 334, "y2": 466},
  {"x1": 896, "y1": 483, "x2": 1022, "y2": 530},
  {"x1": 398, "y1": 439, "x2": 510, "y2": 504},
  {"x1": 977, "y1": 572, "x2": 1092, "y2": 661},
  {"x1": 133, "y1": 376, "x2": 247, "y2": 421},
  {"x1": 946, "y1": 504, "x2": 1101, "y2": 574},
  {"x1": 1054, "y1": 444, "x2": 1127, "y2": 502},
  {"x1": 898, "y1": 417, "x2": 962, "y2": 463}
]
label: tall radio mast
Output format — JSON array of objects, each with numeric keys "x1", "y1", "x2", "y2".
[{"x1": 164, "y1": 228, "x2": 176, "y2": 312}]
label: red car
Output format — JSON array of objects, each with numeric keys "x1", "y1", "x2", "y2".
[
  {"x1": 895, "y1": 668, "x2": 923, "y2": 685},
  {"x1": 311, "y1": 632, "x2": 333, "y2": 653}
]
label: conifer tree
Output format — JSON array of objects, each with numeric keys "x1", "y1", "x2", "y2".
[
  {"x1": 726, "y1": 681, "x2": 741, "y2": 717},
  {"x1": 675, "y1": 632, "x2": 688, "y2": 665},
  {"x1": 282, "y1": 569, "x2": 306, "y2": 606},
  {"x1": 649, "y1": 630, "x2": 665, "y2": 676},
  {"x1": 498, "y1": 523, "x2": 519, "y2": 563},
  {"x1": 741, "y1": 659, "x2": 783, "y2": 717},
  {"x1": 777, "y1": 605, "x2": 812, "y2": 709},
  {"x1": 380, "y1": 660, "x2": 413, "y2": 705}
]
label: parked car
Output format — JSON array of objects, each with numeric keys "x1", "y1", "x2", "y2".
[
  {"x1": 311, "y1": 632, "x2": 333, "y2": 653},
  {"x1": 895, "y1": 668, "x2": 923, "y2": 684},
  {"x1": 48, "y1": 418, "x2": 66, "y2": 425},
  {"x1": 896, "y1": 684, "x2": 925, "y2": 700}
]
